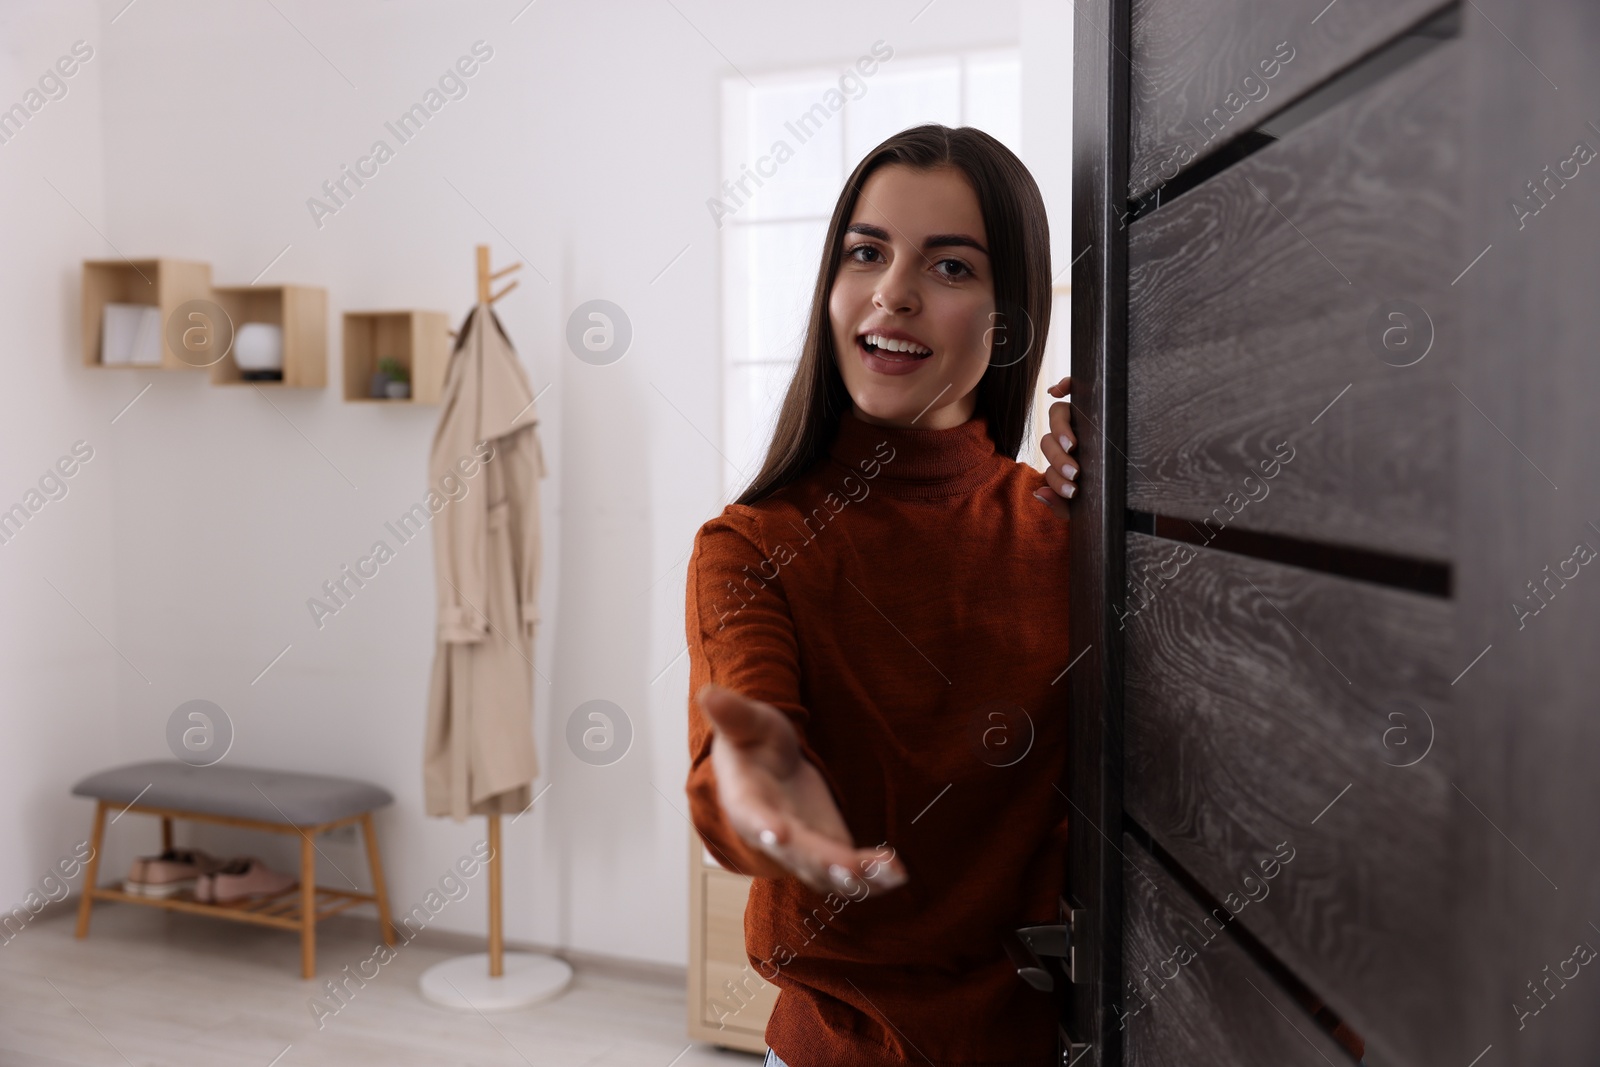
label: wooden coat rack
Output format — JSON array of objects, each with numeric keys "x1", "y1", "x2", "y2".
[
  {"x1": 477, "y1": 243, "x2": 519, "y2": 980},
  {"x1": 419, "y1": 244, "x2": 571, "y2": 1013},
  {"x1": 477, "y1": 244, "x2": 521, "y2": 306}
]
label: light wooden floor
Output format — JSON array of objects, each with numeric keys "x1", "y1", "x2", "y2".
[{"x1": 0, "y1": 904, "x2": 763, "y2": 1067}]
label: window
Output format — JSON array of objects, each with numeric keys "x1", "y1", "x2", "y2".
[{"x1": 717, "y1": 48, "x2": 1023, "y2": 498}]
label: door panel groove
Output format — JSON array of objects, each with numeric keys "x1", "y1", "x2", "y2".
[
  {"x1": 1128, "y1": 0, "x2": 1457, "y2": 198},
  {"x1": 1126, "y1": 3, "x2": 1461, "y2": 218},
  {"x1": 1123, "y1": 131, "x2": 1274, "y2": 227},
  {"x1": 1127, "y1": 509, "x2": 1452, "y2": 597},
  {"x1": 1121, "y1": 822, "x2": 1363, "y2": 1063}
]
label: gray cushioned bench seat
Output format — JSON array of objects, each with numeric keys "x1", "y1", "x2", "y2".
[{"x1": 71, "y1": 760, "x2": 393, "y2": 826}]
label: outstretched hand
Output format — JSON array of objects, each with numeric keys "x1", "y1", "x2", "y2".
[
  {"x1": 696, "y1": 682, "x2": 908, "y2": 896},
  {"x1": 1032, "y1": 375, "x2": 1077, "y2": 522}
]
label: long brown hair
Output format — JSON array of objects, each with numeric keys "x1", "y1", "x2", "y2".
[{"x1": 733, "y1": 123, "x2": 1053, "y2": 507}]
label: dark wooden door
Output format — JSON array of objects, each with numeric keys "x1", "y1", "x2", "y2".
[{"x1": 1066, "y1": 1, "x2": 1600, "y2": 1063}]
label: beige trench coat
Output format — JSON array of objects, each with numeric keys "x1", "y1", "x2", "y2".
[{"x1": 423, "y1": 303, "x2": 547, "y2": 820}]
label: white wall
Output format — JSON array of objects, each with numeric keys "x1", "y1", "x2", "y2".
[
  {"x1": 2, "y1": 0, "x2": 1068, "y2": 972},
  {"x1": 1021, "y1": 0, "x2": 1075, "y2": 345},
  {"x1": 1019, "y1": 0, "x2": 1076, "y2": 465},
  {"x1": 0, "y1": 0, "x2": 121, "y2": 915}
]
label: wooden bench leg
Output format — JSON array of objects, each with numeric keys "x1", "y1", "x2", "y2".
[
  {"x1": 360, "y1": 813, "x2": 395, "y2": 947},
  {"x1": 300, "y1": 833, "x2": 316, "y2": 979},
  {"x1": 74, "y1": 801, "x2": 108, "y2": 939}
]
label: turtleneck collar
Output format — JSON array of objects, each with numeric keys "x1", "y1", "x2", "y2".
[{"x1": 825, "y1": 406, "x2": 999, "y2": 499}]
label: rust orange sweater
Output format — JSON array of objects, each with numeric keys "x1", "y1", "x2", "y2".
[{"x1": 685, "y1": 408, "x2": 1073, "y2": 1066}]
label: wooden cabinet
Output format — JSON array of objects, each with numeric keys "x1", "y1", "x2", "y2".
[
  {"x1": 687, "y1": 833, "x2": 777, "y2": 1053},
  {"x1": 209, "y1": 285, "x2": 327, "y2": 388},
  {"x1": 342, "y1": 310, "x2": 451, "y2": 403},
  {"x1": 80, "y1": 261, "x2": 330, "y2": 389},
  {"x1": 81, "y1": 258, "x2": 212, "y2": 369}
]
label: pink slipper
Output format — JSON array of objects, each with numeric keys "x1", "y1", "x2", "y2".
[
  {"x1": 124, "y1": 848, "x2": 223, "y2": 898},
  {"x1": 195, "y1": 857, "x2": 297, "y2": 903}
]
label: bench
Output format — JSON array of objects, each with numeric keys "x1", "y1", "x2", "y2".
[{"x1": 71, "y1": 760, "x2": 396, "y2": 978}]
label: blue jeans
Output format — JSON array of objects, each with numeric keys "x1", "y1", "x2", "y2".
[{"x1": 763, "y1": 1050, "x2": 788, "y2": 1067}]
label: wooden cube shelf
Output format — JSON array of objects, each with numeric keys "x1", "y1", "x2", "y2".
[
  {"x1": 82, "y1": 258, "x2": 213, "y2": 369},
  {"x1": 210, "y1": 285, "x2": 327, "y2": 388},
  {"x1": 342, "y1": 310, "x2": 451, "y2": 404},
  {"x1": 688, "y1": 831, "x2": 776, "y2": 1051}
]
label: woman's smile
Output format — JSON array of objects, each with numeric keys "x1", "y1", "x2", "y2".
[{"x1": 854, "y1": 327, "x2": 935, "y2": 375}]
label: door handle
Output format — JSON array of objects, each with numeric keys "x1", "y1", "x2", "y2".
[
  {"x1": 1005, "y1": 904, "x2": 1080, "y2": 991},
  {"x1": 1003, "y1": 923, "x2": 1058, "y2": 991}
]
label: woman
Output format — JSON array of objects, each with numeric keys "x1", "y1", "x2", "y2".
[{"x1": 685, "y1": 123, "x2": 1077, "y2": 1066}]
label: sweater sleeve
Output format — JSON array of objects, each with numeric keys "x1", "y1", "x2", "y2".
[{"x1": 684, "y1": 509, "x2": 839, "y2": 880}]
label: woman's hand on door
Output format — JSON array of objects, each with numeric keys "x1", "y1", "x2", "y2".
[
  {"x1": 1033, "y1": 375, "x2": 1078, "y2": 521},
  {"x1": 696, "y1": 681, "x2": 908, "y2": 896}
]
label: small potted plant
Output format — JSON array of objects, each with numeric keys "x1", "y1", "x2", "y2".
[{"x1": 375, "y1": 357, "x2": 411, "y2": 400}]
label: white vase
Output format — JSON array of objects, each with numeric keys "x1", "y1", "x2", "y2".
[{"x1": 234, "y1": 322, "x2": 284, "y2": 372}]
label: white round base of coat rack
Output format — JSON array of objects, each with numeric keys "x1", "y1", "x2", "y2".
[{"x1": 419, "y1": 952, "x2": 573, "y2": 1013}]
